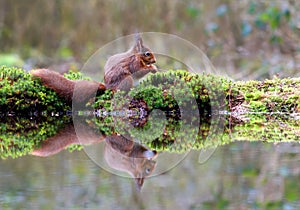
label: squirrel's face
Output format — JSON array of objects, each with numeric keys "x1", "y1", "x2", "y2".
[
  {"x1": 140, "y1": 50, "x2": 156, "y2": 65},
  {"x1": 133, "y1": 34, "x2": 156, "y2": 65}
]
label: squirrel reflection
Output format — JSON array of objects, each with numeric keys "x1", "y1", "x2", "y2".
[
  {"x1": 31, "y1": 123, "x2": 157, "y2": 191},
  {"x1": 105, "y1": 134, "x2": 157, "y2": 190}
]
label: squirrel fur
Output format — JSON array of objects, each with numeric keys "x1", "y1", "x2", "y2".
[{"x1": 31, "y1": 34, "x2": 157, "y2": 102}]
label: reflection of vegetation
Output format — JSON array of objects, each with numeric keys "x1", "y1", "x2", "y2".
[
  {"x1": 92, "y1": 70, "x2": 300, "y2": 152},
  {"x1": 2, "y1": 112, "x2": 298, "y2": 159},
  {"x1": 202, "y1": 198, "x2": 229, "y2": 210},
  {"x1": 0, "y1": 116, "x2": 72, "y2": 159},
  {"x1": 231, "y1": 115, "x2": 300, "y2": 142},
  {"x1": 118, "y1": 113, "x2": 300, "y2": 153},
  {"x1": 0, "y1": 66, "x2": 86, "y2": 158},
  {"x1": 1, "y1": 66, "x2": 300, "y2": 157}
]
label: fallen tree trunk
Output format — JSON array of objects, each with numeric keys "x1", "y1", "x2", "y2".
[
  {"x1": 1, "y1": 66, "x2": 300, "y2": 158},
  {"x1": 1, "y1": 66, "x2": 300, "y2": 116}
]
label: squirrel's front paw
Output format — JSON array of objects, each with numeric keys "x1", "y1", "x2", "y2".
[{"x1": 150, "y1": 65, "x2": 158, "y2": 73}]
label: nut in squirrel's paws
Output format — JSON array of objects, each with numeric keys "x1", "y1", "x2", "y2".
[{"x1": 149, "y1": 64, "x2": 158, "y2": 73}]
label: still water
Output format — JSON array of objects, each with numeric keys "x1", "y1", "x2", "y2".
[{"x1": 0, "y1": 136, "x2": 299, "y2": 209}]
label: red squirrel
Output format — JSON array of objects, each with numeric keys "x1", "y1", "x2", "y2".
[
  {"x1": 104, "y1": 33, "x2": 157, "y2": 91},
  {"x1": 31, "y1": 34, "x2": 157, "y2": 102}
]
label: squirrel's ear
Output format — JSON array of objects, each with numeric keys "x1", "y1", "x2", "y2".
[{"x1": 134, "y1": 33, "x2": 143, "y2": 53}]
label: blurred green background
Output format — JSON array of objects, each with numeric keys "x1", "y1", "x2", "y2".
[{"x1": 0, "y1": 0, "x2": 299, "y2": 79}]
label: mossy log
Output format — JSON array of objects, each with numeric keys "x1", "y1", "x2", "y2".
[
  {"x1": 1, "y1": 66, "x2": 300, "y2": 158},
  {"x1": 1, "y1": 66, "x2": 299, "y2": 116}
]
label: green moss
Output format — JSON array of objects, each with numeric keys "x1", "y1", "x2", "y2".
[
  {"x1": 249, "y1": 101, "x2": 267, "y2": 112},
  {"x1": 231, "y1": 77, "x2": 300, "y2": 114},
  {"x1": 0, "y1": 66, "x2": 70, "y2": 115},
  {"x1": 0, "y1": 66, "x2": 90, "y2": 158},
  {"x1": 284, "y1": 178, "x2": 299, "y2": 202},
  {"x1": 0, "y1": 116, "x2": 72, "y2": 159},
  {"x1": 91, "y1": 89, "x2": 114, "y2": 111},
  {"x1": 63, "y1": 70, "x2": 91, "y2": 80},
  {"x1": 1, "y1": 66, "x2": 300, "y2": 156},
  {"x1": 91, "y1": 70, "x2": 300, "y2": 153},
  {"x1": 128, "y1": 70, "x2": 230, "y2": 114},
  {"x1": 245, "y1": 91, "x2": 264, "y2": 100},
  {"x1": 242, "y1": 167, "x2": 259, "y2": 177}
]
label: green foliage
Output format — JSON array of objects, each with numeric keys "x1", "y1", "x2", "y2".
[
  {"x1": 255, "y1": 6, "x2": 290, "y2": 30},
  {"x1": 284, "y1": 178, "x2": 299, "y2": 202},
  {"x1": 0, "y1": 54, "x2": 24, "y2": 67},
  {"x1": 264, "y1": 201, "x2": 284, "y2": 210},
  {"x1": 185, "y1": 5, "x2": 200, "y2": 19},
  {"x1": 0, "y1": 66, "x2": 87, "y2": 158},
  {"x1": 202, "y1": 198, "x2": 229, "y2": 210},
  {"x1": 130, "y1": 70, "x2": 230, "y2": 113},
  {"x1": 92, "y1": 70, "x2": 300, "y2": 153},
  {"x1": 1, "y1": 67, "x2": 300, "y2": 156},
  {"x1": 66, "y1": 144, "x2": 83, "y2": 152},
  {"x1": 0, "y1": 66, "x2": 70, "y2": 115},
  {"x1": 92, "y1": 89, "x2": 114, "y2": 111},
  {"x1": 57, "y1": 46, "x2": 73, "y2": 59},
  {"x1": 248, "y1": 3, "x2": 292, "y2": 44},
  {"x1": 91, "y1": 70, "x2": 232, "y2": 153},
  {"x1": 242, "y1": 167, "x2": 259, "y2": 177},
  {"x1": 63, "y1": 70, "x2": 91, "y2": 80},
  {"x1": 1, "y1": 1, "x2": 298, "y2": 82},
  {"x1": 0, "y1": 116, "x2": 72, "y2": 159},
  {"x1": 231, "y1": 77, "x2": 300, "y2": 114}
]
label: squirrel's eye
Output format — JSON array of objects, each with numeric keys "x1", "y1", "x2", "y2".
[
  {"x1": 145, "y1": 168, "x2": 151, "y2": 174},
  {"x1": 144, "y1": 51, "x2": 151, "y2": 57}
]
